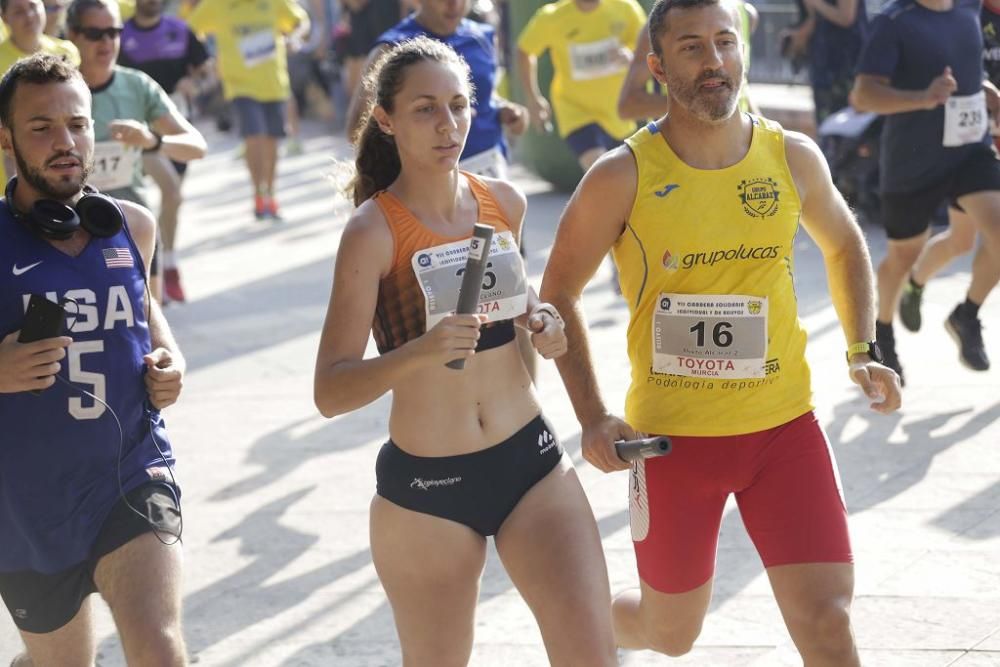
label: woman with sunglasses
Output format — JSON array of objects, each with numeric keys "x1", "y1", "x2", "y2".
[
  {"x1": 314, "y1": 36, "x2": 618, "y2": 666},
  {"x1": 66, "y1": 0, "x2": 206, "y2": 302}
]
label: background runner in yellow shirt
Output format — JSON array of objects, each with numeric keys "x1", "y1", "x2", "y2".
[
  {"x1": 517, "y1": 0, "x2": 645, "y2": 170},
  {"x1": 186, "y1": 0, "x2": 308, "y2": 221}
]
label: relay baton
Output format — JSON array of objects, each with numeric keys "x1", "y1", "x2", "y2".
[
  {"x1": 445, "y1": 223, "x2": 495, "y2": 370},
  {"x1": 614, "y1": 436, "x2": 672, "y2": 462}
]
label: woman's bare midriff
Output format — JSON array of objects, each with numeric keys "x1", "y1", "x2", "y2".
[{"x1": 387, "y1": 341, "x2": 541, "y2": 457}]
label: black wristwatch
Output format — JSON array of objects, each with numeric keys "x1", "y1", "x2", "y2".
[
  {"x1": 846, "y1": 341, "x2": 884, "y2": 364},
  {"x1": 142, "y1": 131, "x2": 163, "y2": 154}
]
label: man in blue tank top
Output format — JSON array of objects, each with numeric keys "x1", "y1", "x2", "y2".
[
  {"x1": 0, "y1": 54, "x2": 187, "y2": 665},
  {"x1": 344, "y1": 0, "x2": 528, "y2": 179},
  {"x1": 853, "y1": 0, "x2": 1000, "y2": 382}
]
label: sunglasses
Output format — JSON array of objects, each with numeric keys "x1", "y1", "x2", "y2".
[{"x1": 77, "y1": 26, "x2": 122, "y2": 40}]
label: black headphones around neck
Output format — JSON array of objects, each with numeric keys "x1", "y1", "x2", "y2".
[{"x1": 4, "y1": 176, "x2": 124, "y2": 241}]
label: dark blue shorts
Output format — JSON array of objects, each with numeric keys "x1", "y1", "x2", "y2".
[
  {"x1": 232, "y1": 97, "x2": 287, "y2": 138},
  {"x1": 376, "y1": 415, "x2": 563, "y2": 536},
  {"x1": 881, "y1": 142, "x2": 1000, "y2": 240},
  {"x1": 0, "y1": 482, "x2": 181, "y2": 634},
  {"x1": 565, "y1": 123, "x2": 621, "y2": 158}
]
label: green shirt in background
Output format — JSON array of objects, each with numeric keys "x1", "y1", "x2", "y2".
[{"x1": 89, "y1": 65, "x2": 174, "y2": 202}]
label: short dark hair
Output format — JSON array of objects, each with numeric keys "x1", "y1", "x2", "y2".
[
  {"x1": 648, "y1": 0, "x2": 728, "y2": 56},
  {"x1": 0, "y1": 53, "x2": 84, "y2": 129},
  {"x1": 66, "y1": 0, "x2": 117, "y2": 32}
]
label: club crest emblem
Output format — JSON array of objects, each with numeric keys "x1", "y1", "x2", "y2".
[{"x1": 738, "y1": 177, "x2": 780, "y2": 219}]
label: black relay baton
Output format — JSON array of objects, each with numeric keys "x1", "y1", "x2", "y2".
[
  {"x1": 615, "y1": 436, "x2": 672, "y2": 463},
  {"x1": 446, "y1": 223, "x2": 495, "y2": 370}
]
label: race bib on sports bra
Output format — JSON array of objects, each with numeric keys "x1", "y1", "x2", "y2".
[
  {"x1": 944, "y1": 91, "x2": 988, "y2": 147},
  {"x1": 88, "y1": 141, "x2": 139, "y2": 191},
  {"x1": 568, "y1": 37, "x2": 625, "y2": 81},
  {"x1": 412, "y1": 230, "x2": 528, "y2": 329},
  {"x1": 240, "y1": 29, "x2": 277, "y2": 68},
  {"x1": 652, "y1": 294, "x2": 768, "y2": 379},
  {"x1": 459, "y1": 146, "x2": 508, "y2": 179}
]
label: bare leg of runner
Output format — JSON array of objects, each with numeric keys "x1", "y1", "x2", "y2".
[
  {"x1": 495, "y1": 459, "x2": 617, "y2": 666},
  {"x1": 94, "y1": 533, "x2": 186, "y2": 665},
  {"x1": 370, "y1": 497, "x2": 486, "y2": 666},
  {"x1": 611, "y1": 581, "x2": 712, "y2": 656},
  {"x1": 18, "y1": 599, "x2": 96, "y2": 667}
]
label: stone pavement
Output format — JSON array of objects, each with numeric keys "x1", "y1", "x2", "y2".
[{"x1": 1, "y1": 117, "x2": 999, "y2": 666}]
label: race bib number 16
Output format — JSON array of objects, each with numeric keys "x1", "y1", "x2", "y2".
[{"x1": 652, "y1": 294, "x2": 768, "y2": 379}]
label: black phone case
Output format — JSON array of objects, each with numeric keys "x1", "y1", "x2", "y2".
[{"x1": 18, "y1": 295, "x2": 66, "y2": 343}]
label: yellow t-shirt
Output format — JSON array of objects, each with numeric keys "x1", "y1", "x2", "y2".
[
  {"x1": 186, "y1": 0, "x2": 308, "y2": 101},
  {"x1": 0, "y1": 34, "x2": 80, "y2": 75},
  {"x1": 518, "y1": 0, "x2": 645, "y2": 139},
  {"x1": 613, "y1": 116, "x2": 813, "y2": 437},
  {"x1": 0, "y1": 35, "x2": 80, "y2": 184},
  {"x1": 116, "y1": 0, "x2": 136, "y2": 21}
]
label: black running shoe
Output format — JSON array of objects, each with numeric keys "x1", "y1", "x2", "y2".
[
  {"x1": 876, "y1": 328, "x2": 905, "y2": 387},
  {"x1": 946, "y1": 305, "x2": 990, "y2": 371},
  {"x1": 899, "y1": 281, "x2": 923, "y2": 332}
]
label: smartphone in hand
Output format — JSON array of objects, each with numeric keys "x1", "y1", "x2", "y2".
[{"x1": 18, "y1": 294, "x2": 67, "y2": 343}]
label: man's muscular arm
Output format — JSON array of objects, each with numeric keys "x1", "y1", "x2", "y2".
[
  {"x1": 540, "y1": 147, "x2": 639, "y2": 472},
  {"x1": 784, "y1": 132, "x2": 901, "y2": 413}
]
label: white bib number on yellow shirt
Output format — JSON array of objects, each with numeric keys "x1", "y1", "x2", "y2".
[
  {"x1": 240, "y1": 30, "x2": 277, "y2": 68},
  {"x1": 412, "y1": 230, "x2": 528, "y2": 329},
  {"x1": 569, "y1": 37, "x2": 625, "y2": 81},
  {"x1": 944, "y1": 91, "x2": 988, "y2": 147},
  {"x1": 652, "y1": 294, "x2": 768, "y2": 379},
  {"x1": 88, "y1": 141, "x2": 138, "y2": 191}
]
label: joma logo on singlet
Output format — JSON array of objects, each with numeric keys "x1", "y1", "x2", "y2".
[{"x1": 22, "y1": 287, "x2": 137, "y2": 332}]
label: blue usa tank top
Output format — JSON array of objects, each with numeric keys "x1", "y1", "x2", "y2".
[{"x1": 0, "y1": 201, "x2": 176, "y2": 574}]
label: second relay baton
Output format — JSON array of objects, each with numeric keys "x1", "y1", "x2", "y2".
[
  {"x1": 615, "y1": 436, "x2": 672, "y2": 462},
  {"x1": 445, "y1": 223, "x2": 495, "y2": 370}
]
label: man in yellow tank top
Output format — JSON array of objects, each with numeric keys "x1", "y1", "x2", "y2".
[{"x1": 540, "y1": 0, "x2": 902, "y2": 662}]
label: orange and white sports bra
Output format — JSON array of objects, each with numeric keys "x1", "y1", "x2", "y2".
[{"x1": 371, "y1": 172, "x2": 529, "y2": 355}]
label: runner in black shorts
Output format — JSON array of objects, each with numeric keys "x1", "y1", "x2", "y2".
[
  {"x1": 341, "y1": 0, "x2": 402, "y2": 98},
  {"x1": 894, "y1": 0, "x2": 1000, "y2": 371},
  {"x1": 0, "y1": 54, "x2": 187, "y2": 666},
  {"x1": 852, "y1": 0, "x2": 1000, "y2": 382},
  {"x1": 314, "y1": 38, "x2": 617, "y2": 665}
]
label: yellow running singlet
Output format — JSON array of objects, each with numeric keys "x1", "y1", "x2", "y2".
[{"x1": 613, "y1": 116, "x2": 813, "y2": 437}]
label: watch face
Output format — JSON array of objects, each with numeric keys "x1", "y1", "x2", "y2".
[{"x1": 869, "y1": 341, "x2": 885, "y2": 364}]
